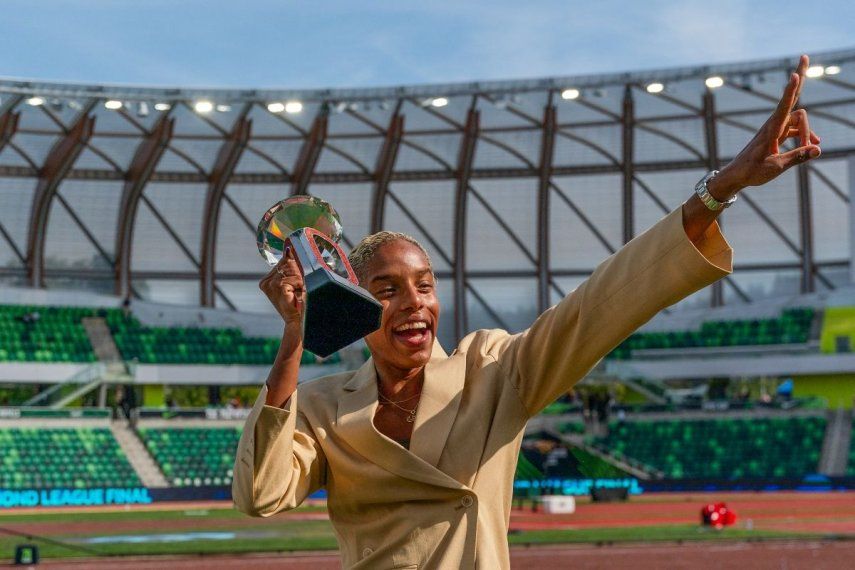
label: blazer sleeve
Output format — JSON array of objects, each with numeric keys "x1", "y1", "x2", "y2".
[
  {"x1": 232, "y1": 385, "x2": 326, "y2": 517},
  {"x1": 492, "y1": 207, "x2": 733, "y2": 417}
]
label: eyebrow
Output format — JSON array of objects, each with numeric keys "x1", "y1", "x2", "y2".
[{"x1": 370, "y1": 268, "x2": 432, "y2": 284}]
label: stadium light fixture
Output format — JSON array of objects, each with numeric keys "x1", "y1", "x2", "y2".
[
  {"x1": 154, "y1": 102, "x2": 172, "y2": 111},
  {"x1": 267, "y1": 102, "x2": 286, "y2": 113},
  {"x1": 825, "y1": 65, "x2": 841, "y2": 76},
  {"x1": 285, "y1": 101, "x2": 303, "y2": 114},
  {"x1": 805, "y1": 65, "x2": 824, "y2": 78},
  {"x1": 431, "y1": 97, "x2": 448, "y2": 108},
  {"x1": 216, "y1": 104, "x2": 232, "y2": 113},
  {"x1": 26, "y1": 96, "x2": 45, "y2": 106},
  {"x1": 705, "y1": 76, "x2": 724, "y2": 89},
  {"x1": 137, "y1": 102, "x2": 150, "y2": 117},
  {"x1": 194, "y1": 100, "x2": 214, "y2": 114},
  {"x1": 561, "y1": 88, "x2": 580, "y2": 100},
  {"x1": 646, "y1": 82, "x2": 665, "y2": 94},
  {"x1": 104, "y1": 100, "x2": 123, "y2": 110}
]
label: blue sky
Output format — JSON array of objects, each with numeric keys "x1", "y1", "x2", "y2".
[{"x1": 2, "y1": 0, "x2": 852, "y2": 89}]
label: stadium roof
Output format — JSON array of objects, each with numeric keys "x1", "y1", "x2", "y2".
[{"x1": 0, "y1": 48, "x2": 853, "y2": 346}]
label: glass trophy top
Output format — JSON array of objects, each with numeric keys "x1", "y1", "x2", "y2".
[
  {"x1": 312, "y1": 233, "x2": 350, "y2": 279},
  {"x1": 257, "y1": 195, "x2": 344, "y2": 266}
]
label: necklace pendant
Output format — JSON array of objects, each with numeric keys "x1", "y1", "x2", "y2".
[{"x1": 406, "y1": 412, "x2": 416, "y2": 423}]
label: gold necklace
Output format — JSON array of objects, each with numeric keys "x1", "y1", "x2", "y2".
[{"x1": 379, "y1": 394, "x2": 418, "y2": 423}]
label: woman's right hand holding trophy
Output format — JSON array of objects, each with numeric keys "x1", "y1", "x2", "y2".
[{"x1": 260, "y1": 247, "x2": 306, "y2": 356}]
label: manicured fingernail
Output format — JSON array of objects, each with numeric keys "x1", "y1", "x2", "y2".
[{"x1": 809, "y1": 148, "x2": 820, "y2": 158}]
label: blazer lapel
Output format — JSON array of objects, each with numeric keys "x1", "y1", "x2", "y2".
[
  {"x1": 336, "y1": 354, "x2": 466, "y2": 491},
  {"x1": 409, "y1": 341, "x2": 467, "y2": 468}
]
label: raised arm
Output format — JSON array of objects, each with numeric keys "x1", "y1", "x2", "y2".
[
  {"x1": 232, "y1": 248, "x2": 326, "y2": 516},
  {"x1": 494, "y1": 54, "x2": 821, "y2": 417}
]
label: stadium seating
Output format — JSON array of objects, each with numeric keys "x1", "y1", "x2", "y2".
[
  {"x1": 0, "y1": 305, "x2": 97, "y2": 362},
  {"x1": 597, "y1": 416, "x2": 825, "y2": 479},
  {"x1": 847, "y1": 424, "x2": 855, "y2": 477},
  {"x1": 106, "y1": 311, "x2": 337, "y2": 366},
  {"x1": 609, "y1": 308, "x2": 814, "y2": 359},
  {"x1": 137, "y1": 427, "x2": 241, "y2": 487},
  {"x1": 0, "y1": 428, "x2": 140, "y2": 489}
]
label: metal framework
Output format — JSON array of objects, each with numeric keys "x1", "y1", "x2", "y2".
[{"x1": 0, "y1": 49, "x2": 853, "y2": 344}]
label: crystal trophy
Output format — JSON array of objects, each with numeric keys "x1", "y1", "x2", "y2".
[{"x1": 257, "y1": 195, "x2": 382, "y2": 357}]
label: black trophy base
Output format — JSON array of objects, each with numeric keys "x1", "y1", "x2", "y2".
[{"x1": 303, "y1": 269, "x2": 383, "y2": 357}]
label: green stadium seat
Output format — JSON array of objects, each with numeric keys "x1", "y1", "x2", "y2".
[
  {"x1": 595, "y1": 416, "x2": 825, "y2": 479},
  {"x1": 137, "y1": 427, "x2": 241, "y2": 487},
  {"x1": 0, "y1": 428, "x2": 141, "y2": 489},
  {"x1": 608, "y1": 308, "x2": 814, "y2": 359}
]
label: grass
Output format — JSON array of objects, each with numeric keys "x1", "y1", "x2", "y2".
[{"x1": 0, "y1": 506, "x2": 827, "y2": 560}]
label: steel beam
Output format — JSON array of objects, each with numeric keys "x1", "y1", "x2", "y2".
[
  {"x1": 0, "y1": 110, "x2": 20, "y2": 154},
  {"x1": 370, "y1": 108, "x2": 404, "y2": 234},
  {"x1": 797, "y1": 164, "x2": 815, "y2": 293},
  {"x1": 26, "y1": 108, "x2": 96, "y2": 287},
  {"x1": 703, "y1": 89, "x2": 725, "y2": 307},
  {"x1": 621, "y1": 85, "x2": 634, "y2": 243},
  {"x1": 453, "y1": 107, "x2": 479, "y2": 342},
  {"x1": 200, "y1": 113, "x2": 252, "y2": 307},
  {"x1": 537, "y1": 101, "x2": 556, "y2": 313},
  {"x1": 290, "y1": 113, "x2": 327, "y2": 196},
  {"x1": 114, "y1": 114, "x2": 175, "y2": 300}
]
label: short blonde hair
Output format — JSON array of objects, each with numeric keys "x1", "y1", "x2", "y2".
[{"x1": 348, "y1": 231, "x2": 434, "y2": 284}]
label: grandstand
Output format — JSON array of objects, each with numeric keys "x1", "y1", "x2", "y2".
[{"x1": 0, "y1": 49, "x2": 854, "y2": 509}]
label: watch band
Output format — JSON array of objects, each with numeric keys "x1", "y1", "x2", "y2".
[{"x1": 695, "y1": 170, "x2": 737, "y2": 211}]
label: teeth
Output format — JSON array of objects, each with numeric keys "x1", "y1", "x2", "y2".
[{"x1": 394, "y1": 321, "x2": 427, "y2": 332}]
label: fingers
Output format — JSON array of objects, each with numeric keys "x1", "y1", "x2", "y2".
[
  {"x1": 791, "y1": 109, "x2": 811, "y2": 147},
  {"x1": 772, "y1": 73, "x2": 800, "y2": 126},
  {"x1": 776, "y1": 110, "x2": 821, "y2": 147},
  {"x1": 776, "y1": 144, "x2": 821, "y2": 171},
  {"x1": 793, "y1": 54, "x2": 809, "y2": 106}
]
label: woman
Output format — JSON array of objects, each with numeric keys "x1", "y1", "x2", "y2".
[{"x1": 233, "y1": 55, "x2": 822, "y2": 568}]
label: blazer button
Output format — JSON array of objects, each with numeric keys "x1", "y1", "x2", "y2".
[
  {"x1": 362, "y1": 547, "x2": 373, "y2": 558},
  {"x1": 461, "y1": 495, "x2": 474, "y2": 508}
]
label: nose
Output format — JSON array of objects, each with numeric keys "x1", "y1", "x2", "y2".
[{"x1": 400, "y1": 283, "x2": 424, "y2": 312}]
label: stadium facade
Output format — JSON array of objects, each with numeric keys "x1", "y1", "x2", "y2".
[{"x1": 0, "y1": 48, "x2": 853, "y2": 347}]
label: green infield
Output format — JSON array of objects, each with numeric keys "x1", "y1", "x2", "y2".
[{"x1": 0, "y1": 506, "x2": 821, "y2": 560}]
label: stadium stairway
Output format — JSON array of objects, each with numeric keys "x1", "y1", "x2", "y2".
[
  {"x1": 109, "y1": 421, "x2": 169, "y2": 488},
  {"x1": 819, "y1": 408, "x2": 853, "y2": 476}
]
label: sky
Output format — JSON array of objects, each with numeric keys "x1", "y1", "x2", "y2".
[{"x1": 1, "y1": 0, "x2": 853, "y2": 90}]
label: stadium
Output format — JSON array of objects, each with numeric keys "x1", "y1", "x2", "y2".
[{"x1": 0, "y1": 44, "x2": 854, "y2": 568}]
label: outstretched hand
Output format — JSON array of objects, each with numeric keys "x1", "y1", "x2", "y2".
[{"x1": 709, "y1": 54, "x2": 822, "y2": 200}]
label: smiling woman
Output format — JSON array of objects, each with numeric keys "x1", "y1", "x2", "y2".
[{"x1": 232, "y1": 56, "x2": 824, "y2": 570}]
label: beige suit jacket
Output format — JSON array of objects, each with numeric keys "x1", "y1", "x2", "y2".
[{"x1": 233, "y1": 208, "x2": 733, "y2": 569}]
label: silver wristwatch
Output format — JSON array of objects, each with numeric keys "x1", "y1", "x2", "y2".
[{"x1": 695, "y1": 170, "x2": 737, "y2": 211}]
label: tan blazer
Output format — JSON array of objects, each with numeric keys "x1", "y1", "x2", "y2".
[{"x1": 233, "y1": 208, "x2": 732, "y2": 569}]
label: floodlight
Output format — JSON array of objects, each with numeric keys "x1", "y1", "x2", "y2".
[
  {"x1": 561, "y1": 88, "x2": 580, "y2": 100},
  {"x1": 825, "y1": 65, "x2": 841, "y2": 76},
  {"x1": 805, "y1": 65, "x2": 824, "y2": 78},
  {"x1": 154, "y1": 102, "x2": 172, "y2": 111},
  {"x1": 137, "y1": 102, "x2": 150, "y2": 117},
  {"x1": 194, "y1": 100, "x2": 214, "y2": 113},
  {"x1": 285, "y1": 101, "x2": 303, "y2": 114},
  {"x1": 705, "y1": 76, "x2": 724, "y2": 89},
  {"x1": 27, "y1": 96, "x2": 45, "y2": 106},
  {"x1": 646, "y1": 82, "x2": 665, "y2": 94},
  {"x1": 104, "y1": 100, "x2": 123, "y2": 110},
  {"x1": 216, "y1": 104, "x2": 232, "y2": 112},
  {"x1": 431, "y1": 97, "x2": 448, "y2": 108},
  {"x1": 267, "y1": 102, "x2": 286, "y2": 113}
]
